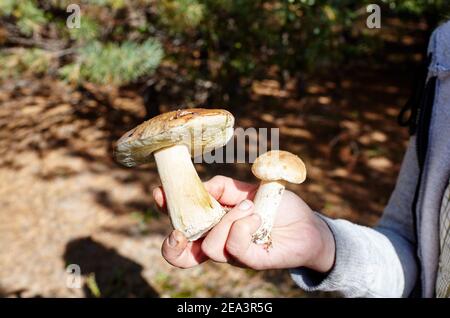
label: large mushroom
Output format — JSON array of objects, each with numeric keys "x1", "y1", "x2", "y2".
[
  {"x1": 114, "y1": 108, "x2": 234, "y2": 241},
  {"x1": 251, "y1": 150, "x2": 306, "y2": 246}
]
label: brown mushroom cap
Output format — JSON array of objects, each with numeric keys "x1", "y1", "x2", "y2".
[
  {"x1": 251, "y1": 150, "x2": 306, "y2": 184},
  {"x1": 114, "y1": 108, "x2": 234, "y2": 167}
]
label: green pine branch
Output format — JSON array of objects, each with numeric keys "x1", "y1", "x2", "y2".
[{"x1": 59, "y1": 39, "x2": 164, "y2": 85}]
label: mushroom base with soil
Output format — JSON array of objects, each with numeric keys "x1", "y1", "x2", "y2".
[{"x1": 251, "y1": 180, "x2": 285, "y2": 245}]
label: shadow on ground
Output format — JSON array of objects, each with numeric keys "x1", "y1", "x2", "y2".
[{"x1": 63, "y1": 237, "x2": 159, "y2": 298}]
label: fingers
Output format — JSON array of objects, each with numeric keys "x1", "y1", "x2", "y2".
[
  {"x1": 152, "y1": 176, "x2": 258, "y2": 212},
  {"x1": 154, "y1": 175, "x2": 260, "y2": 269},
  {"x1": 204, "y1": 176, "x2": 258, "y2": 206},
  {"x1": 225, "y1": 213, "x2": 263, "y2": 269},
  {"x1": 201, "y1": 200, "x2": 255, "y2": 262},
  {"x1": 152, "y1": 186, "x2": 166, "y2": 211},
  {"x1": 161, "y1": 230, "x2": 208, "y2": 268}
]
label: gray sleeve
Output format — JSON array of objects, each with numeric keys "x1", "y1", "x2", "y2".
[{"x1": 290, "y1": 137, "x2": 420, "y2": 297}]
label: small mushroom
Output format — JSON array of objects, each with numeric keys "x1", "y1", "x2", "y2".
[
  {"x1": 251, "y1": 150, "x2": 306, "y2": 245},
  {"x1": 114, "y1": 108, "x2": 234, "y2": 241}
]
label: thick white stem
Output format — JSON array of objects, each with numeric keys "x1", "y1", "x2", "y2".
[
  {"x1": 154, "y1": 144, "x2": 225, "y2": 241},
  {"x1": 252, "y1": 180, "x2": 285, "y2": 244}
]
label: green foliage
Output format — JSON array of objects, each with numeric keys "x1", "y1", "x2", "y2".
[
  {"x1": 0, "y1": 48, "x2": 51, "y2": 79},
  {"x1": 59, "y1": 39, "x2": 163, "y2": 85},
  {"x1": 86, "y1": 273, "x2": 101, "y2": 298},
  {"x1": 156, "y1": 0, "x2": 448, "y2": 92},
  {"x1": 0, "y1": 0, "x2": 448, "y2": 89},
  {"x1": 0, "y1": 0, "x2": 48, "y2": 35},
  {"x1": 66, "y1": 16, "x2": 101, "y2": 42},
  {"x1": 382, "y1": 0, "x2": 448, "y2": 14},
  {"x1": 158, "y1": 0, "x2": 205, "y2": 31},
  {"x1": 0, "y1": 0, "x2": 15, "y2": 15},
  {"x1": 88, "y1": 0, "x2": 126, "y2": 9},
  {"x1": 0, "y1": 0, "x2": 163, "y2": 85}
]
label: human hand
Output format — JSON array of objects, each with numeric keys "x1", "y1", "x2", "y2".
[{"x1": 152, "y1": 175, "x2": 335, "y2": 273}]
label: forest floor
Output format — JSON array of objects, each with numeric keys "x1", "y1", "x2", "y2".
[{"x1": 0, "y1": 21, "x2": 428, "y2": 297}]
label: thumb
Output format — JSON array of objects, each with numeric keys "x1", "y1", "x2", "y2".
[
  {"x1": 162, "y1": 230, "x2": 188, "y2": 262},
  {"x1": 162, "y1": 230, "x2": 208, "y2": 268},
  {"x1": 225, "y1": 213, "x2": 261, "y2": 265}
]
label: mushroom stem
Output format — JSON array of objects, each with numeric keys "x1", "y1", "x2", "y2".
[
  {"x1": 251, "y1": 180, "x2": 286, "y2": 244},
  {"x1": 154, "y1": 144, "x2": 225, "y2": 241}
]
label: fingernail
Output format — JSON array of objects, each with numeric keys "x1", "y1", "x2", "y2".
[
  {"x1": 152, "y1": 187, "x2": 159, "y2": 198},
  {"x1": 238, "y1": 199, "x2": 253, "y2": 211},
  {"x1": 168, "y1": 232, "x2": 178, "y2": 247}
]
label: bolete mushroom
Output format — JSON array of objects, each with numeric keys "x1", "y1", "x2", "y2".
[
  {"x1": 114, "y1": 108, "x2": 234, "y2": 241},
  {"x1": 251, "y1": 150, "x2": 306, "y2": 245}
]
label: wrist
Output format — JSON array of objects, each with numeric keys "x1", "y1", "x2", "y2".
[{"x1": 307, "y1": 214, "x2": 336, "y2": 273}]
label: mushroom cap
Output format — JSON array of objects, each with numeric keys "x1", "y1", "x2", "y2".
[
  {"x1": 251, "y1": 150, "x2": 306, "y2": 184},
  {"x1": 114, "y1": 108, "x2": 234, "y2": 167}
]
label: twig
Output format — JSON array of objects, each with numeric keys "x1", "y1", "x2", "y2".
[
  {"x1": 1, "y1": 46, "x2": 79, "y2": 57},
  {"x1": 7, "y1": 35, "x2": 65, "y2": 51}
]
